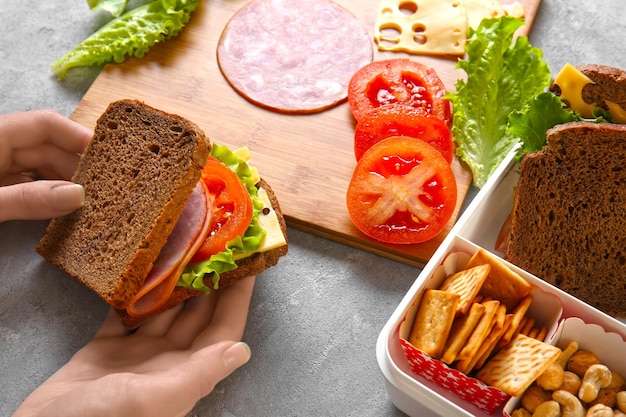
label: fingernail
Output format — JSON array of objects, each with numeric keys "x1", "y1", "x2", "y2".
[
  {"x1": 50, "y1": 183, "x2": 85, "y2": 211},
  {"x1": 223, "y1": 342, "x2": 251, "y2": 368}
]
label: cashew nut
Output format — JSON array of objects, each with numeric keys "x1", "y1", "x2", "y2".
[
  {"x1": 532, "y1": 400, "x2": 561, "y2": 417},
  {"x1": 538, "y1": 363, "x2": 566, "y2": 391},
  {"x1": 617, "y1": 391, "x2": 626, "y2": 412},
  {"x1": 557, "y1": 341, "x2": 580, "y2": 369},
  {"x1": 585, "y1": 403, "x2": 613, "y2": 417},
  {"x1": 580, "y1": 364, "x2": 613, "y2": 403},
  {"x1": 614, "y1": 410, "x2": 626, "y2": 417},
  {"x1": 553, "y1": 389, "x2": 585, "y2": 417}
]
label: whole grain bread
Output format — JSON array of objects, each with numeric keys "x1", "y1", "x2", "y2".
[
  {"x1": 37, "y1": 99, "x2": 209, "y2": 309},
  {"x1": 549, "y1": 64, "x2": 626, "y2": 113},
  {"x1": 116, "y1": 178, "x2": 289, "y2": 329},
  {"x1": 504, "y1": 121, "x2": 626, "y2": 318}
]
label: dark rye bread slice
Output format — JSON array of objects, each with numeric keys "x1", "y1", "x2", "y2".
[
  {"x1": 116, "y1": 178, "x2": 288, "y2": 329},
  {"x1": 37, "y1": 99, "x2": 209, "y2": 309},
  {"x1": 504, "y1": 122, "x2": 626, "y2": 318},
  {"x1": 549, "y1": 64, "x2": 626, "y2": 113}
]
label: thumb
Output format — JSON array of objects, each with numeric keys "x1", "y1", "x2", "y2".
[{"x1": 0, "y1": 180, "x2": 84, "y2": 222}]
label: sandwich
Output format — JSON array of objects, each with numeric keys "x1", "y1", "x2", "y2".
[
  {"x1": 37, "y1": 99, "x2": 288, "y2": 328},
  {"x1": 500, "y1": 64, "x2": 626, "y2": 318}
]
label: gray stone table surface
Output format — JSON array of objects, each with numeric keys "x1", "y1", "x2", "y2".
[{"x1": 1, "y1": 1, "x2": 625, "y2": 416}]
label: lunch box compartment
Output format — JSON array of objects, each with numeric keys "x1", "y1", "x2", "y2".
[{"x1": 377, "y1": 152, "x2": 626, "y2": 417}]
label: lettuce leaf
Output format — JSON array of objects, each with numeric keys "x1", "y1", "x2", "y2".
[
  {"x1": 52, "y1": 0, "x2": 198, "y2": 80},
  {"x1": 449, "y1": 16, "x2": 551, "y2": 188},
  {"x1": 177, "y1": 144, "x2": 267, "y2": 295},
  {"x1": 507, "y1": 92, "x2": 581, "y2": 159},
  {"x1": 87, "y1": 0, "x2": 129, "y2": 17}
]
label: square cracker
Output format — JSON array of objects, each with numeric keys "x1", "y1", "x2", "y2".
[
  {"x1": 476, "y1": 333, "x2": 561, "y2": 397},
  {"x1": 456, "y1": 299, "x2": 500, "y2": 362},
  {"x1": 439, "y1": 263, "x2": 490, "y2": 316},
  {"x1": 464, "y1": 249, "x2": 532, "y2": 311},
  {"x1": 441, "y1": 301, "x2": 485, "y2": 364},
  {"x1": 409, "y1": 289, "x2": 460, "y2": 359}
]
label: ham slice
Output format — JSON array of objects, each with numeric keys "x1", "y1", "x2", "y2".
[
  {"x1": 126, "y1": 181, "x2": 212, "y2": 317},
  {"x1": 216, "y1": 0, "x2": 373, "y2": 114}
]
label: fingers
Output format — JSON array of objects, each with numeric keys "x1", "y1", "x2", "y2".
[
  {"x1": 191, "y1": 275, "x2": 256, "y2": 351},
  {"x1": 163, "y1": 292, "x2": 219, "y2": 348},
  {"x1": 0, "y1": 109, "x2": 92, "y2": 154},
  {"x1": 0, "y1": 180, "x2": 84, "y2": 222},
  {"x1": 133, "y1": 303, "x2": 185, "y2": 338},
  {"x1": 10, "y1": 143, "x2": 83, "y2": 180},
  {"x1": 149, "y1": 341, "x2": 251, "y2": 415},
  {"x1": 94, "y1": 308, "x2": 133, "y2": 339}
]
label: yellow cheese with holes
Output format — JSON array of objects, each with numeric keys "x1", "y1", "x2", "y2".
[
  {"x1": 375, "y1": 0, "x2": 467, "y2": 56},
  {"x1": 554, "y1": 63, "x2": 596, "y2": 118},
  {"x1": 231, "y1": 146, "x2": 286, "y2": 258},
  {"x1": 374, "y1": 0, "x2": 526, "y2": 56},
  {"x1": 606, "y1": 101, "x2": 626, "y2": 123},
  {"x1": 234, "y1": 187, "x2": 287, "y2": 260}
]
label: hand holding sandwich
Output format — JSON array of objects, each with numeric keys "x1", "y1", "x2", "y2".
[
  {"x1": 13, "y1": 275, "x2": 255, "y2": 417},
  {"x1": 0, "y1": 109, "x2": 91, "y2": 222}
]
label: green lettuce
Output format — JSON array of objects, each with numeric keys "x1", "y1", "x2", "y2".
[
  {"x1": 507, "y1": 90, "x2": 615, "y2": 160},
  {"x1": 449, "y1": 16, "x2": 551, "y2": 188},
  {"x1": 52, "y1": 0, "x2": 198, "y2": 80},
  {"x1": 507, "y1": 92, "x2": 580, "y2": 159},
  {"x1": 87, "y1": 0, "x2": 129, "y2": 17},
  {"x1": 176, "y1": 144, "x2": 267, "y2": 295}
]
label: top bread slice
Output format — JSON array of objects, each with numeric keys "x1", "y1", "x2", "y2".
[
  {"x1": 504, "y1": 121, "x2": 626, "y2": 318},
  {"x1": 37, "y1": 99, "x2": 209, "y2": 309}
]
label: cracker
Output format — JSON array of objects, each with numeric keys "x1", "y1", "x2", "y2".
[
  {"x1": 498, "y1": 295, "x2": 533, "y2": 347},
  {"x1": 439, "y1": 264, "x2": 491, "y2": 315},
  {"x1": 472, "y1": 304, "x2": 508, "y2": 371},
  {"x1": 409, "y1": 289, "x2": 460, "y2": 358},
  {"x1": 457, "y1": 303, "x2": 506, "y2": 374},
  {"x1": 465, "y1": 249, "x2": 532, "y2": 311},
  {"x1": 476, "y1": 334, "x2": 561, "y2": 397},
  {"x1": 455, "y1": 299, "x2": 500, "y2": 362},
  {"x1": 441, "y1": 302, "x2": 485, "y2": 364}
]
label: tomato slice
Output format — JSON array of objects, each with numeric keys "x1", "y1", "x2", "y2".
[
  {"x1": 189, "y1": 155, "x2": 253, "y2": 263},
  {"x1": 346, "y1": 136, "x2": 457, "y2": 244},
  {"x1": 348, "y1": 59, "x2": 451, "y2": 125},
  {"x1": 354, "y1": 105, "x2": 454, "y2": 162}
]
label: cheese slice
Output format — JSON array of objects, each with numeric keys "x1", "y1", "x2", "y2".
[
  {"x1": 227, "y1": 146, "x2": 285, "y2": 257},
  {"x1": 374, "y1": 0, "x2": 467, "y2": 56},
  {"x1": 554, "y1": 63, "x2": 596, "y2": 118},
  {"x1": 605, "y1": 100, "x2": 626, "y2": 123},
  {"x1": 374, "y1": 0, "x2": 526, "y2": 56},
  {"x1": 234, "y1": 187, "x2": 286, "y2": 260}
]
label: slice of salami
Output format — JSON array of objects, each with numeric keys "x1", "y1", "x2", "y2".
[{"x1": 217, "y1": 0, "x2": 373, "y2": 114}]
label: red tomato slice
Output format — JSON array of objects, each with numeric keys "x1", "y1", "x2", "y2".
[
  {"x1": 189, "y1": 155, "x2": 253, "y2": 263},
  {"x1": 346, "y1": 136, "x2": 457, "y2": 244},
  {"x1": 354, "y1": 105, "x2": 454, "y2": 162},
  {"x1": 348, "y1": 59, "x2": 451, "y2": 125}
]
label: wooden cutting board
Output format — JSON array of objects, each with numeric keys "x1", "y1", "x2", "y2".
[{"x1": 70, "y1": 0, "x2": 541, "y2": 267}]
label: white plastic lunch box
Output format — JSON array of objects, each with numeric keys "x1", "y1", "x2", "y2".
[{"x1": 376, "y1": 151, "x2": 626, "y2": 417}]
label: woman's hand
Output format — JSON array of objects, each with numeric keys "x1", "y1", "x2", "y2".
[
  {"x1": 13, "y1": 275, "x2": 256, "y2": 417},
  {"x1": 0, "y1": 109, "x2": 92, "y2": 222}
]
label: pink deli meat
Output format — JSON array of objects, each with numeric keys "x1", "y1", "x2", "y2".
[
  {"x1": 126, "y1": 181, "x2": 212, "y2": 317},
  {"x1": 216, "y1": 0, "x2": 373, "y2": 114}
]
